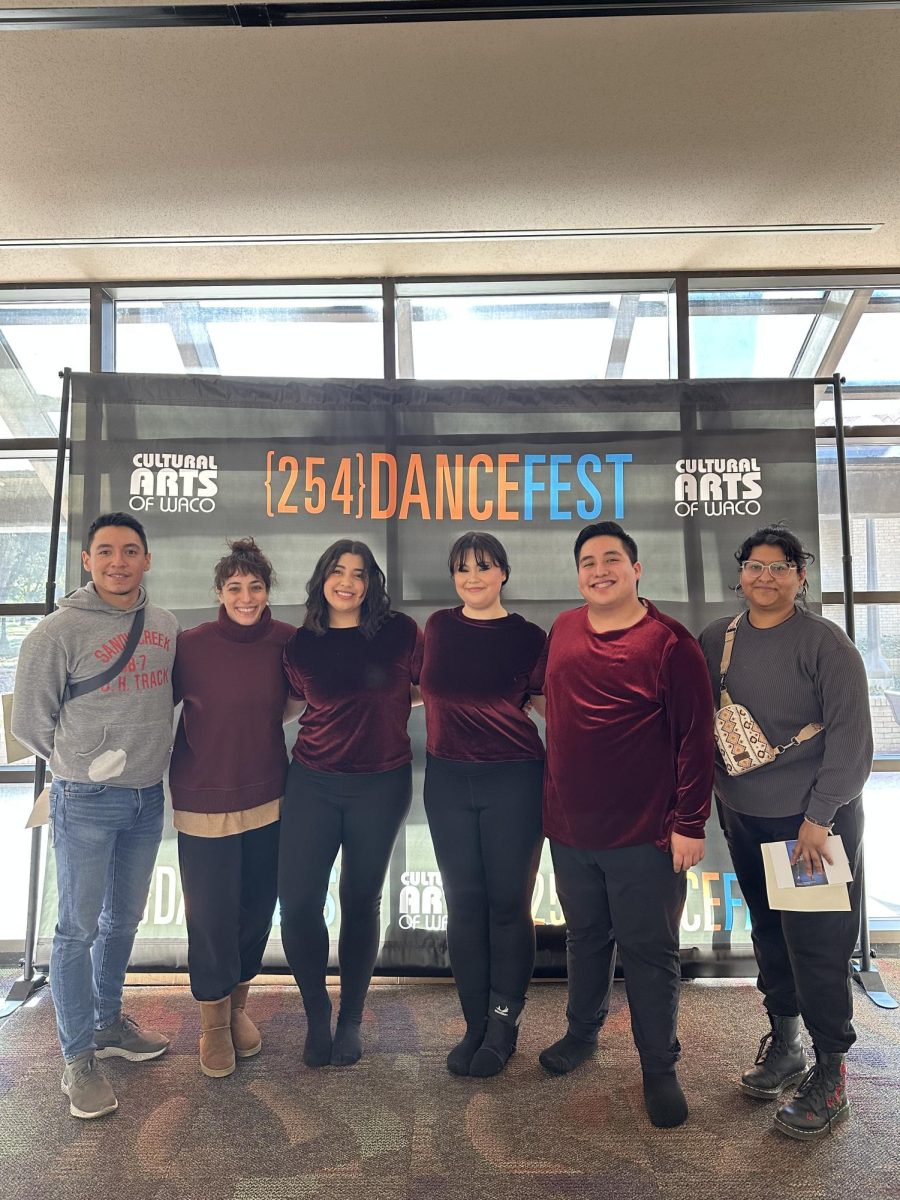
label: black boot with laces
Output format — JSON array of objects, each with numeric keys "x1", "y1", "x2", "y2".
[
  {"x1": 773, "y1": 1050, "x2": 849, "y2": 1140},
  {"x1": 740, "y1": 1014, "x2": 807, "y2": 1099}
]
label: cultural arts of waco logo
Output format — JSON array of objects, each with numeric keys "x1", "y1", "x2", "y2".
[
  {"x1": 674, "y1": 457, "x2": 762, "y2": 518},
  {"x1": 128, "y1": 452, "x2": 218, "y2": 514}
]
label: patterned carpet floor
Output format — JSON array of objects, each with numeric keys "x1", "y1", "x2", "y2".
[{"x1": 1, "y1": 962, "x2": 898, "y2": 1200}]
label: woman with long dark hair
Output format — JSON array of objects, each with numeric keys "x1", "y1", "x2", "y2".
[
  {"x1": 171, "y1": 537, "x2": 294, "y2": 1078},
  {"x1": 699, "y1": 524, "x2": 872, "y2": 1139},
  {"x1": 419, "y1": 532, "x2": 546, "y2": 1077},
  {"x1": 279, "y1": 539, "x2": 422, "y2": 1068}
]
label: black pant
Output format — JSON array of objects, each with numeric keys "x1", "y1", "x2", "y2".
[
  {"x1": 550, "y1": 839, "x2": 686, "y2": 1074},
  {"x1": 718, "y1": 797, "x2": 864, "y2": 1054},
  {"x1": 177, "y1": 820, "x2": 280, "y2": 1002},
  {"x1": 424, "y1": 754, "x2": 544, "y2": 1022},
  {"x1": 278, "y1": 760, "x2": 412, "y2": 1020}
]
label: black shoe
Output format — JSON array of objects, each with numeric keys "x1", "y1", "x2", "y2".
[
  {"x1": 642, "y1": 1070, "x2": 689, "y2": 1129},
  {"x1": 468, "y1": 1017, "x2": 518, "y2": 1078},
  {"x1": 740, "y1": 1015, "x2": 807, "y2": 1100},
  {"x1": 447, "y1": 1021, "x2": 487, "y2": 1077},
  {"x1": 539, "y1": 1032, "x2": 598, "y2": 1076},
  {"x1": 773, "y1": 1051, "x2": 850, "y2": 1140}
]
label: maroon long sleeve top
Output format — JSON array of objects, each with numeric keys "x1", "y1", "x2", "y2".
[
  {"x1": 282, "y1": 612, "x2": 423, "y2": 774},
  {"x1": 532, "y1": 601, "x2": 714, "y2": 851},
  {"x1": 170, "y1": 606, "x2": 295, "y2": 813},
  {"x1": 419, "y1": 606, "x2": 546, "y2": 762}
]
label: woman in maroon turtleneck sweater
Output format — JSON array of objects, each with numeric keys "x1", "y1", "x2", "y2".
[
  {"x1": 279, "y1": 539, "x2": 422, "y2": 1069},
  {"x1": 170, "y1": 538, "x2": 295, "y2": 1079},
  {"x1": 419, "y1": 532, "x2": 546, "y2": 1078}
]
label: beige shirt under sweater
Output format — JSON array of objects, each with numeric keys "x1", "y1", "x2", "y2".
[{"x1": 173, "y1": 796, "x2": 281, "y2": 838}]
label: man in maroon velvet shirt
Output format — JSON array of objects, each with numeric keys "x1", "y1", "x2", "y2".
[{"x1": 532, "y1": 521, "x2": 714, "y2": 1129}]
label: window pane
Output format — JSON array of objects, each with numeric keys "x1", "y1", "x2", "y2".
[
  {"x1": 821, "y1": 603, "x2": 900, "y2": 759},
  {"x1": 0, "y1": 455, "x2": 67, "y2": 604},
  {"x1": 862, "y1": 773, "x2": 900, "y2": 925},
  {"x1": 0, "y1": 616, "x2": 42, "y2": 765},
  {"x1": 0, "y1": 783, "x2": 36, "y2": 942},
  {"x1": 839, "y1": 290, "x2": 900, "y2": 384},
  {"x1": 402, "y1": 292, "x2": 672, "y2": 380},
  {"x1": 115, "y1": 298, "x2": 385, "y2": 377},
  {"x1": 0, "y1": 301, "x2": 89, "y2": 434},
  {"x1": 817, "y1": 445, "x2": 900, "y2": 592},
  {"x1": 688, "y1": 290, "x2": 825, "y2": 378}
]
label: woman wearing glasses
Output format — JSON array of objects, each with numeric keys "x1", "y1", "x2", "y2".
[{"x1": 699, "y1": 524, "x2": 872, "y2": 1141}]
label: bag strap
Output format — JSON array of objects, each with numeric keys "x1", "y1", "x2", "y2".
[
  {"x1": 65, "y1": 607, "x2": 146, "y2": 702},
  {"x1": 717, "y1": 612, "x2": 825, "y2": 751},
  {"x1": 718, "y1": 613, "x2": 743, "y2": 706}
]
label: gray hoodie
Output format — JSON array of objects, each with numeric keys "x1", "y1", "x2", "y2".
[{"x1": 11, "y1": 583, "x2": 179, "y2": 788}]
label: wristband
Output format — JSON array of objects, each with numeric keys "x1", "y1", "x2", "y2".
[{"x1": 803, "y1": 814, "x2": 833, "y2": 830}]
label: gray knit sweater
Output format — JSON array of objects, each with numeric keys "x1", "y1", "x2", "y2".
[{"x1": 698, "y1": 607, "x2": 873, "y2": 824}]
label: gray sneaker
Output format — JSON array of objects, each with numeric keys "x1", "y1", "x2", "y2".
[
  {"x1": 61, "y1": 1052, "x2": 118, "y2": 1119},
  {"x1": 94, "y1": 1013, "x2": 170, "y2": 1061}
]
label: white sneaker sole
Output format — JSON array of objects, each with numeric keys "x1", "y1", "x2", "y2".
[
  {"x1": 61, "y1": 1080, "x2": 118, "y2": 1119},
  {"x1": 95, "y1": 1044, "x2": 169, "y2": 1062}
]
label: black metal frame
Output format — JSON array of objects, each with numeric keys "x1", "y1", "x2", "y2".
[{"x1": 2, "y1": 0, "x2": 900, "y2": 31}]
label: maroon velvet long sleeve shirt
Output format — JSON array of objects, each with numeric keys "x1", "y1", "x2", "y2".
[
  {"x1": 282, "y1": 612, "x2": 422, "y2": 774},
  {"x1": 170, "y1": 606, "x2": 294, "y2": 813},
  {"x1": 532, "y1": 601, "x2": 714, "y2": 851},
  {"x1": 419, "y1": 606, "x2": 546, "y2": 762}
]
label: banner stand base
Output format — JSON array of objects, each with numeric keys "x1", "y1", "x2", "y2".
[
  {"x1": 852, "y1": 964, "x2": 898, "y2": 1010},
  {"x1": 0, "y1": 971, "x2": 48, "y2": 1021}
]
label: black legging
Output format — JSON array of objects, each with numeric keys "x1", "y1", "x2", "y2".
[
  {"x1": 423, "y1": 754, "x2": 544, "y2": 1023},
  {"x1": 278, "y1": 760, "x2": 412, "y2": 1021},
  {"x1": 178, "y1": 820, "x2": 279, "y2": 1002}
]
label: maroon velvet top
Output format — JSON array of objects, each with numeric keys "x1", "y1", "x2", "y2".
[
  {"x1": 419, "y1": 606, "x2": 546, "y2": 762},
  {"x1": 282, "y1": 612, "x2": 423, "y2": 774},
  {"x1": 532, "y1": 601, "x2": 714, "y2": 851},
  {"x1": 170, "y1": 606, "x2": 294, "y2": 813}
]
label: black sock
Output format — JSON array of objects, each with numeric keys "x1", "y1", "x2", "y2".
[
  {"x1": 301, "y1": 993, "x2": 332, "y2": 1069},
  {"x1": 469, "y1": 1018, "x2": 518, "y2": 1078},
  {"x1": 331, "y1": 1017, "x2": 363, "y2": 1067},
  {"x1": 539, "y1": 1032, "x2": 597, "y2": 1076},
  {"x1": 642, "y1": 1071, "x2": 688, "y2": 1128},
  {"x1": 446, "y1": 1023, "x2": 487, "y2": 1077}
]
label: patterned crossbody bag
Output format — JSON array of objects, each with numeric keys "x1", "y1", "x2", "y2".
[{"x1": 714, "y1": 613, "x2": 823, "y2": 776}]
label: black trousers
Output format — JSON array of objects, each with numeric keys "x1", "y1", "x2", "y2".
[
  {"x1": 424, "y1": 754, "x2": 544, "y2": 1022},
  {"x1": 278, "y1": 760, "x2": 412, "y2": 1021},
  {"x1": 177, "y1": 820, "x2": 280, "y2": 1002},
  {"x1": 550, "y1": 839, "x2": 686, "y2": 1074},
  {"x1": 718, "y1": 797, "x2": 864, "y2": 1054}
]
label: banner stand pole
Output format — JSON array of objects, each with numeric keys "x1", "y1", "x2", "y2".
[
  {"x1": 830, "y1": 370, "x2": 898, "y2": 1010},
  {"x1": 0, "y1": 368, "x2": 72, "y2": 1021}
]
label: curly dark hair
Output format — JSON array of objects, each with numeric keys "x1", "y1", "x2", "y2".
[
  {"x1": 447, "y1": 531, "x2": 510, "y2": 585},
  {"x1": 733, "y1": 523, "x2": 814, "y2": 599},
  {"x1": 303, "y1": 539, "x2": 391, "y2": 639},
  {"x1": 213, "y1": 537, "x2": 275, "y2": 592}
]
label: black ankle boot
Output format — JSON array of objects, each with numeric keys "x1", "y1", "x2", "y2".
[
  {"x1": 468, "y1": 1017, "x2": 519, "y2": 1078},
  {"x1": 773, "y1": 1050, "x2": 849, "y2": 1140},
  {"x1": 740, "y1": 1014, "x2": 807, "y2": 1099},
  {"x1": 447, "y1": 1022, "x2": 487, "y2": 1077}
]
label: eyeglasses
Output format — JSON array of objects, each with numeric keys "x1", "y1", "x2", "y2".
[{"x1": 740, "y1": 560, "x2": 798, "y2": 578}]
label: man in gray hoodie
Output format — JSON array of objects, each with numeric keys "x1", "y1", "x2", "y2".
[{"x1": 12, "y1": 512, "x2": 179, "y2": 1119}]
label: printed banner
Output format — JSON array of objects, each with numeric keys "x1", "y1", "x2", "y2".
[{"x1": 37, "y1": 373, "x2": 819, "y2": 970}]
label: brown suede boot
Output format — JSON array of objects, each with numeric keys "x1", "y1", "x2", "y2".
[
  {"x1": 199, "y1": 998, "x2": 236, "y2": 1078},
  {"x1": 230, "y1": 982, "x2": 262, "y2": 1059}
]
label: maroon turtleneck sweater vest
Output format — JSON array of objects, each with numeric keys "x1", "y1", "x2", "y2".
[{"x1": 170, "y1": 605, "x2": 294, "y2": 813}]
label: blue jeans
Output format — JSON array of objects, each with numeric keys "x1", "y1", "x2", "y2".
[{"x1": 48, "y1": 779, "x2": 164, "y2": 1061}]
